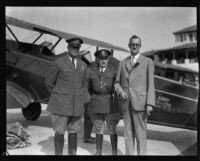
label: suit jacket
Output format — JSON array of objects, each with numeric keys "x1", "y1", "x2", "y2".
[
  {"x1": 115, "y1": 54, "x2": 155, "y2": 112},
  {"x1": 45, "y1": 53, "x2": 91, "y2": 116}
]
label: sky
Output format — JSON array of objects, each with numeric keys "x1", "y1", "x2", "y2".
[{"x1": 6, "y1": 7, "x2": 197, "y2": 60}]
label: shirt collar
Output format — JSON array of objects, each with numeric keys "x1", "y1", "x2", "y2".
[
  {"x1": 99, "y1": 67, "x2": 106, "y2": 72},
  {"x1": 68, "y1": 55, "x2": 77, "y2": 68},
  {"x1": 68, "y1": 55, "x2": 76, "y2": 61},
  {"x1": 131, "y1": 53, "x2": 140, "y2": 61}
]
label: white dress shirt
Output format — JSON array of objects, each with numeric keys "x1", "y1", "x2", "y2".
[
  {"x1": 131, "y1": 53, "x2": 140, "y2": 64},
  {"x1": 99, "y1": 67, "x2": 106, "y2": 72},
  {"x1": 68, "y1": 55, "x2": 77, "y2": 68}
]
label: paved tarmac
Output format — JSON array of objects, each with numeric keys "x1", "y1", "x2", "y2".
[{"x1": 6, "y1": 105, "x2": 197, "y2": 156}]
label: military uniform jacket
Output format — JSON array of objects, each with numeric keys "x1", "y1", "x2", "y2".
[
  {"x1": 87, "y1": 65, "x2": 119, "y2": 114},
  {"x1": 45, "y1": 53, "x2": 90, "y2": 116}
]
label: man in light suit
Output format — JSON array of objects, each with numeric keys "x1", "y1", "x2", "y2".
[{"x1": 114, "y1": 35, "x2": 155, "y2": 155}]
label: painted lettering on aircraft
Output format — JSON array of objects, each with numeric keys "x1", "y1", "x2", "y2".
[{"x1": 155, "y1": 95, "x2": 180, "y2": 114}]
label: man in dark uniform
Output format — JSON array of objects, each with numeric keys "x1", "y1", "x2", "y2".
[
  {"x1": 83, "y1": 105, "x2": 96, "y2": 143},
  {"x1": 45, "y1": 37, "x2": 91, "y2": 155},
  {"x1": 87, "y1": 49, "x2": 120, "y2": 155}
]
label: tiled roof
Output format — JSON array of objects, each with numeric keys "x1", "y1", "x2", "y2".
[
  {"x1": 161, "y1": 43, "x2": 197, "y2": 51},
  {"x1": 141, "y1": 43, "x2": 197, "y2": 56},
  {"x1": 173, "y1": 25, "x2": 196, "y2": 34}
]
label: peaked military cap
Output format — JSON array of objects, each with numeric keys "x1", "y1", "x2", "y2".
[
  {"x1": 66, "y1": 37, "x2": 83, "y2": 48},
  {"x1": 94, "y1": 49, "x2": 111, "y2": 59}
]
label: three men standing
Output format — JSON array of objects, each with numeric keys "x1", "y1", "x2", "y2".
[
  {"x1": 45, "y1": 35, "x2": 155, "y2": 156},
  {"x1": 115, "y1": 35, "x2": 155, "y2": 155}
]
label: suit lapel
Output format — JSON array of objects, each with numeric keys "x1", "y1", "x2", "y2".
[
  {"x1": 129, "y1": 55, "x2": 143, "y2": 80},
  {"x1": 136, "y1": 54, "x2": 143, "y2": 65},
  {"x1": 125, "y1": 56, "x2": 132, "y2": 74}
]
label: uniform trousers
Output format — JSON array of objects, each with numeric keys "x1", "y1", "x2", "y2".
[
  {"x1": 91, "y1": 113, "x2": 120, "y2": 135},
  {"x1": 51, "y1": 113, "x2": 83, "y2": 134}
]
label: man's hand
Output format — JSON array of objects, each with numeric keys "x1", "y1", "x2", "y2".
[
  {"x1": 120, "y1": 91, "x2": 128, "y2": 100},
  {"x1": 146, "y1": 105, "x2": 153, "y2": 116}
]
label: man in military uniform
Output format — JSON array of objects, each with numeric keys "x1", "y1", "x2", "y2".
[
  {"x1": 83, "y1": 106, "x2": 96, "y2": 143},
  {"x1": 87, "y1": 49, "x2": 120, "y2": 155},
  {"x1": 45, "y1": 37, "x2": 90, "y2": 155}
]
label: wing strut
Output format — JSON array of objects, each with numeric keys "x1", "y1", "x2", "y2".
[
  {"x1": 6, "y1": 24, "x2": 20, "y2": 45},
  {"x1": 51, "y1": 37, "x2": 62, "y2": 51},
  {"x1": 32, "y1": 33, "x2": 43, "y2": 44}
]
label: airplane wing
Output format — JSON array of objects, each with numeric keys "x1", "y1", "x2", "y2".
[{"x1": 6, "y1": 16, "x2": 129, "y2": 53}]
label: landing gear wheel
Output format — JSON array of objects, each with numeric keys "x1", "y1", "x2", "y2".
[{"x1": 22, "y1": 102, "x2": 41, "y2": 121}]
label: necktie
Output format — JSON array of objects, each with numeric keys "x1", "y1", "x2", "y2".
[
  {"x1": 100, "y1": 68, "x2": 104, "y2": 75},
  {"x1": 72, "y1": 57, "x2": 75, "y2": 68},
  {"x1": 130, "y1": 57, "x2": 135, "y2": 66},
  {"x1": 100, "y1": 68, "x2": 102, "y2": 73}
]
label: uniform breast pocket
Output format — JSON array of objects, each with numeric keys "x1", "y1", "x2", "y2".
[
  {"x1": 105, "y1": 75, "x2": 115, "y2": 86},
  {"x1": 90, "y1": 74, "x2": 99, "y2": 81},
  {"x1": 59, "y1": 70, "x2": 72, "y2": 81},
  {"x1": 77, "y1": 69, "x2": 85, "y2": 77}
]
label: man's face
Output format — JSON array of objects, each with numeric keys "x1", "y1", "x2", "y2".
[
  {"x1": 97, "y1": 57, "x2": 109, "y2": 68},
  {"x1": 128, "y1": 38, "x2": 141, "y2": 56},
  {"x1": 67, "y1": 45, "x2": 81, "y2": 58}
]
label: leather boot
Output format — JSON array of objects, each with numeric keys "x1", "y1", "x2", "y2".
[
  {"x1": 110, "y1": 134, "x2": 118, "y2": 155},
  {"x1": 84, "y1": 117, "x2": 96, "y2": 143},
  {"x1": 83, "y1": 107, "x2": 96, "y2": 144},
  {"x1": 95, "y1": 134, "x2": 103, "y2": 155},
  {"x1": 54, "y1": 132, "x2": 64, "y2": 155},
  {"x1": 68, "y1": 133, "x2": 77, "y2": 155}
]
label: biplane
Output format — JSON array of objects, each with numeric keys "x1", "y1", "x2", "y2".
[{"x1": 6, "y1": 16, "x2": 198, "y2": 130}]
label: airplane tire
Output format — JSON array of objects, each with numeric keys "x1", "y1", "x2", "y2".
[{"x1": 22, "y1": 102, "x2": 41, "y2": 121}]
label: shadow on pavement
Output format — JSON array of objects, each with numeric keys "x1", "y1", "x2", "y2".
[
  {"x1": 38, "y1": 134, "x2": 124, "y2": 155},
  {"x1": 147, "y1": 129, "x2": 197, "y2": 155},
  {"x1": 115, "y1": 124, "x2": 197, "y2": 156},
  {"x1": 7, "y1": 109, "x2": 197, "y2": 156},
  {"x1": 179, "y1": 143, "x2": 197, "y2": 156}
]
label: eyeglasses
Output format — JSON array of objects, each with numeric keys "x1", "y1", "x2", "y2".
[{"x1": 129, "y1": 43, "x2": 140, "y2": 47}]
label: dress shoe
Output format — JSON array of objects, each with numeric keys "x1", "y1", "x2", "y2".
[{"x1": 84, "y1": 137, "x2": 96, "y2": 144}]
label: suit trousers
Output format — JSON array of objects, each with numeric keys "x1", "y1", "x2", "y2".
[{"x1": 123, "y1": 102, "x2": 147, "y2": 155}]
